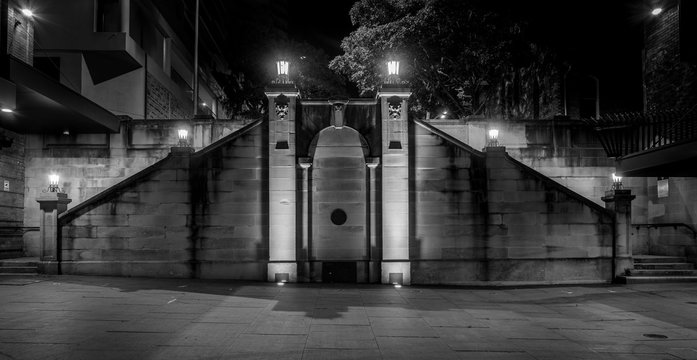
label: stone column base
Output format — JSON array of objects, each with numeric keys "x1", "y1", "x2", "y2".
[
  {"x1": 268, "y1": 262, "x2": 297, "y2": 283},
  {"x1": 615, "y1": 256, "x2": 634, "y2": 278},
  {"x1": 38, "y1": 260, "x2": 60, "y2": 275},
  {"x1": 381, "y1": 261, "x2": 410, "y2": 285}
]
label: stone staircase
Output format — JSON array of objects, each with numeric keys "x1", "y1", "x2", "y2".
[
  {"x1": 0, "y1": 257, "x2": 39, "y2": 276},
  {"x1": 618, "y1": 255, "x2": 697, "y2": 283}
]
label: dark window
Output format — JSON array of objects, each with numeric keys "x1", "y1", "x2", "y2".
[
  {"x1": 96, "y1": 0, "x2": 120, "y2": 32},
  {"x1": 680, "y1": 0, "x2": 697, "y2": 63},
  {"x1": 33, "y1": 57, "x2": 61, "y2": 82}
]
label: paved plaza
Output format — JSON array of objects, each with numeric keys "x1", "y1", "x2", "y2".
[{"x1": 1, "y1": 276, "x2": 696, "y2": 359}]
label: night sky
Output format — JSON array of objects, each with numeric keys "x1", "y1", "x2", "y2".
[
  {"x1": 282, "y1": 0, "x2": 645, "y2": 113},
  {"x1": 184, "y1": 0, "x2": 645, "y2": 113}
]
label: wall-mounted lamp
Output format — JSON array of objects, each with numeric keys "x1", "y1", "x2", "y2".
[
  {"x1": 387, "y1": 60, "x2": 400, "y2": 76},
  {"x1": 1, "y1": 108, "x2": 12, "y2": 113},
  {"x1": 21, "y1": 9, "x2": 33, "y2": 17},
  {"x1": 612, "y1": 173, "x2": 623, "y2": 190},
  {"x1": 488, "y1": 129, "x2": 499, "y2": 147},
  {"x1": 651, "y1": 7, "x2": 662, "y2": 16},
  {"x1": 48, "y1": 173, "x2": 61, "y2": 192}
]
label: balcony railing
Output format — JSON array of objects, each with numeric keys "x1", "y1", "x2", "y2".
[{"x1": 584, "y1": 108, "x2": 697, "y2": 158}]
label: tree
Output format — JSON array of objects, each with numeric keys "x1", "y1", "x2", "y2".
[
  {"x1": 330, "y1": 0, "x2": 560, "y2": 119},
  {"x1": 207, "y1": 1, "x2": 349, "y2": 118}
]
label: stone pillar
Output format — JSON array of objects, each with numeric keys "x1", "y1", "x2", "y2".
[
  {"x1": 602, "y1": 189, "x2": 636, "y2": 279},
  {"x1": 366, "y1": 157, "x2": 380, "y2": 283},
  {"x1": 298, "y1": 158, "x2": 312, "y2": 281},
  {"x1": 377, "y1": 86, "x2": 411, "y2": 285},
  {"x1": 36, "y1": 192, "x2": 71, "y2": 274},
  {"x1": 192, "y1": 114, "x2": 214, "y2": 149},
  {"x1": 483, "y1": 145, "x2": 507, "y2": 271},
  {"x1": 265, "y1": 83, "x2": 300, "y2": 282}
]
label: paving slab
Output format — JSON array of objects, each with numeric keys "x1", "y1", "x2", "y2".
[{"x1": 0, "y1": 275, "x2": 696, "y2": 359}]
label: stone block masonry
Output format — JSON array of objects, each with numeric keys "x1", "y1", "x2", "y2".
[
  {"x1": 54, "y1": 116, "x2": 617, "y2": 285},
  {"x1": 58, "y1": 120, "x2": 266, "y2": 279},
  {"x1": 411, "y1": 120, "x2": 614, "y2": 285},
  {"x1": 22, "y1": 119, "x2": 250, "y2": 257}
]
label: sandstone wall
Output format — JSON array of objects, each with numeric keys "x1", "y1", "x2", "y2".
[
  {"x1": 424, "y1": 119, "x2": 616, "y2": 205},
  {"x1": 189, "y1": 122, "x2": 267, "y2": 280},
  {"x1": 57, "y1": 120, "x2": 265, "y2": 278},
  {"x1": 59, "y1": 153, "x2": 193, "y2": 277},
  {"x1": 411, "y1": 121, "x2": 615, "y2": 285},
  {"x1": 0, "y1": 129, "x2": 27, "y2": 258},
  {"x1": 23, "y1": 119, "x2": 249, "y2": 256}
]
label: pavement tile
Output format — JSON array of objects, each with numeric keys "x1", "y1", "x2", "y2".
[
  {"x1": 1, "y1": 276, "x2": 697, "y2": 359},
  {"x1": 376, "y1": 336, "x2": 460, "y2": 359},
  {"x1": 301, "y1": 348, "x2": 382, "y2": 360},
  {"x1": 306, "y1": 324, "x2": 377, "y2": 349}
]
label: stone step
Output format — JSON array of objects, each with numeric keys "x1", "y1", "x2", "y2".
[
  {"x1": 0, "y1": 251, "x2": 25, "y2": 260},
  {"x1": 617, "y1": 275, "x2": 697, "y2": 284},
  {"x1": 0, "y1": 257, "x2": 39, "y2": 275},
  {"x1": 634, "y1": 263, "x2": 695, "y2": 270},
  {"x1": 0, "y1": 266, "x2": 38, "y2": 274},
  {"x1": 629, "y1": 269, "x2": 697, "y2": 276},
  {"x1": 633, "y1": 255, "x2": 687, "y2": 264}
]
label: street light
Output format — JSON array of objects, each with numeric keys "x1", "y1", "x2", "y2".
[{"x1": 651, "y1": 7, "x2": 662, "y2": 16}]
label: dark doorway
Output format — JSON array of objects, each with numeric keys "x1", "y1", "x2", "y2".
[{"x1": 322, "y1": 262, "x2": 357, "y2": 283}]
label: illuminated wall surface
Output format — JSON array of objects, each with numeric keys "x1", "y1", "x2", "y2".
[{"x1": 52, "y1": 98, "x2": 623, "y2": 285}]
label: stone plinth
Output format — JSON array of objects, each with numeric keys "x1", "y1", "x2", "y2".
[
  {"x1": 602, "y1": 189, "x2": 636, "y2": 278},
  {"x1": 36, "y1": 192, "x2": 72, "y2": 274}
]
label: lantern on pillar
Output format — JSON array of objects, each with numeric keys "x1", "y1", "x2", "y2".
[
  {"x1": 487, "y1": 129, "x2": 499, "y2": 147},
  {"x1": 48, "y1": 174, "x2": 61, "y2": 193},
  {"x1": 612, "y1": 173, "x2": 623, "y2": 190},
  {"x1": 387, "y1": 60, "x2": 400, "y2": 76},
  {"x1": 178, "y1": 128, "x2": 189, "y2": 147}
]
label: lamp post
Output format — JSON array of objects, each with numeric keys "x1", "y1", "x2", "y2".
[{"x1": 36, "y1": 173, "x2": 71, "y2": 274}]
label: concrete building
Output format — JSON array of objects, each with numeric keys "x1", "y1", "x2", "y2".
[{"x1": 0, "y1": 0, "x2": 233, "y2": 259}]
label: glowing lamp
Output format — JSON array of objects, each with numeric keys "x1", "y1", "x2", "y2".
[
  {"x1": 488, "y1": 129, "x2": 499, "y2": 147},
  {"x1": 612, "y1": 173, "x2": 623, "y2": 190},
  {"x1": 387, "y1": 60, "x2": 400, "y2": 76},
  {"x1": 177, "y1": 129, "x2": 189, "y2": 147},
  {"x1": 1, "y1": 108, "x2": 12, "y2": 113},
  {"x1": 651, "y1": 7, "x2": 662, "y2": 16},
  {"x1": 21, "y1": 8, "x2": 33, "y2": 17},
  {"x1": 48, "y1": 174, "x2": 60, "y2": 192},
  {"x1": 276, "y1": 60, "x2": 289, "y2": 76}
]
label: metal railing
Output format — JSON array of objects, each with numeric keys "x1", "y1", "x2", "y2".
[
  {"x1": 633, "y1": 223, "x2": 697, "y2": 239},
  {"x1": 584, "y1": 108, "x2": 697, "y2": 158}
]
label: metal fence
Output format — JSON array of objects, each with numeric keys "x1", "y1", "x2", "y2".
[{"x1": 584, "y1": 108, "x2": 697, "y2": 158}]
